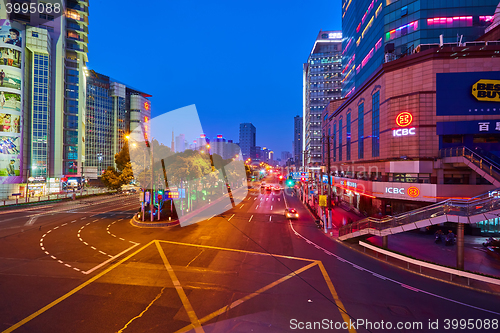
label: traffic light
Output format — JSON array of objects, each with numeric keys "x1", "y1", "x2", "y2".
[
  {"x1": 278, "y1": 175, "x2": 283, "y2": 180},
  {"x1": 286, "y1": 178, "x2": 295, "y2": 187}
]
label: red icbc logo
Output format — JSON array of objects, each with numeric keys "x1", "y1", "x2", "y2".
[
  {"x1": 396, "y1": 112, "x2": 413, "y2": 127},
  {"x1": 407, "y1": 186, "x2": 420, "y2": 198}
]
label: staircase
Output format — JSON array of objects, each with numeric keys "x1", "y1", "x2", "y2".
[
  {"x1": 339, "y1": 187, "x2": 500, "y2": 241},
  {"x1": 439, "y1": 146, "x2": 500, "y2": 187}
]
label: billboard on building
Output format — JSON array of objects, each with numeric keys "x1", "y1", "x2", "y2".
[
  {"x1": 0, "y1": 20, "x2": 23, "y2": 184},
  {"x1": 436, "y1": 71, "x2": 500, "y2": 116}
]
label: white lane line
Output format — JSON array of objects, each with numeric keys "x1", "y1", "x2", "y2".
[
  {"x1": 64, "y1": 264, "x2": 71, "y2": 268},
  {"x1": 249, "y1": 215, "x2": 253, "y2": 222},
  {"x1": 44, "y1": 251, "x2": 49, "y2": 255},
  {"x1": 50, "y1": 255, "x2": 56, "y2": 259},
  {"x1": 239, "y1": 204, "x2": 244, "y2": 209},
  {"x1": 91, "y1": 246, "x2": 97, "y2": 250},
  {"x1": 286, "y1": 219, "x2": 500, "y2": 316},
  {"x1": 228, "y1": 214, "x2": 235, "y2": 221},
  {"x1": 83, "y1": 243, "x2": 141, "y2": 275},
  {"x1": 83, "y1": 242, "x2": 88, "y2": 245},
  {"x1": 99, "y1": 250, "x2": 107, "y2": 255},
  {"x1": 270, "y1": 205, "x2": 273, "y2": 210},
  {"x1": 256, "y1": 205, "x2": 259, "y2": 209},
  {"x1": 278, "y1": 198, "x2": 281, "y2": 201},
  {"x1": 73, "y1": 267, "x2": 80, "y2": 271},
  {"x1": 272, "y1": 198, "x2": 274, "y2": 201},
  {"x1": 61, "y1": 223, "x2": 67, "y2": 226},
  {"x1": 269, "y1": 216, "x2": 272, "y2": 222},
  {"x1": 254, "y1": 197, "x2": 257, "y2": 200},
  {"x1": 25, "y1": 216, "x2": 38, "y2": 226},
  {"x1": 41, "y1": 247, "x2": 45, "y2": 251},
  {"x1": 119, "y1": 238, "x2": 125, "y2": 241},
  {"x1": 47, "y1": 230, "x2": 51, "y2": 233},
  {"x1": 207, "y1": 215, "x2": 215, "y2": 220}
]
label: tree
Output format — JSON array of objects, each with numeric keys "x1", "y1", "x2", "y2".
[{"x1": 101, "y1": 143, "x2": 135, "y2": 190}]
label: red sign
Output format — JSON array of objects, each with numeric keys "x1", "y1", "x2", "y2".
[
  {"x1": 396, "y1": 112, "x2": 413, "y2": 127},
  {"x1": 407, "y1": 186, "x2": 420, "y2": 198}
]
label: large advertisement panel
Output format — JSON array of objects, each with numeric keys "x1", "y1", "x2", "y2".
[
  {"x1": 0, "y1": 19, "x2": 22, "y2": 184},
  {"x1": 436, "y1": 71, "x2": 500, "y2": 116}
]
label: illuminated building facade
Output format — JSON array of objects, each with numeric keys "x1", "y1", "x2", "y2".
[
  {"x1": 303, "y1": 31, "x2": 342, "y2": 168},
  {"x1": 323, "y1": 43, "x2": 500, "y2": 234},
  {"x1": 85, "y1": 70, "x2": 151, "y2": 177},
  {"x1": 341, "y1": 0, "x2": 498, "y2": 97},
  {"x1": 239, "y1": 123, "x2": 256, "y2": 160}
]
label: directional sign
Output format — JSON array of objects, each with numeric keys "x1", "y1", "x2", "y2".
[{"x1": 319, "y1": 195, "x2": 327, "y2": 207}]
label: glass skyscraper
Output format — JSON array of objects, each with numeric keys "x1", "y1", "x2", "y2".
[
  {"x1": 239, "y1": 123, "x2": 256, "y2": 160},
  {"x1": 303, "y1": 31, "x2": 342, "y2": 167},
  {"x1": 341, "y1": 0, "x2": 498, "y2": 97}
]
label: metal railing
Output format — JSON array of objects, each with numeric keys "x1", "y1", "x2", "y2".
[
  {"x1": 439, "y1": 146, "x2": 500, "y2": 183},
  {"x1": 339, "y1": 187, "x2": 500, "y2": 238},
  {"x1": 0, "y1": 188, "x2": 113, "y2": 207}
]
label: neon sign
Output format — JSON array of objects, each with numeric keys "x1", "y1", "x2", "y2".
[
  {"x1": 144, "y1": 102, "x2": 150, "y2": 111},
  {"x1": 393, "y1": 128, "x2": 415, "y2": 137},
  {"x1": 396, "y1": 112, "x2": 413, "y2": 127},
  {"x1": 408, "y1": 187, "x2": 420, "y2": 198}
]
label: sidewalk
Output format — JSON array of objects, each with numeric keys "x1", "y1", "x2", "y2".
[{"x1": 303, "y1": 200, "x2": 500, "y2": 280}]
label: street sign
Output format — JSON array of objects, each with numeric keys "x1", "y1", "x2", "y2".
[
  {"x1": 167, "y1": 191, "x2": 179, "y2": 199},
  {"x1": 319, "y1": 195, "x2": 327, "y2": 207}
]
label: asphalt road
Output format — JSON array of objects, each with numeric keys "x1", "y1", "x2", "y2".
[{"x1": 0, "y1": 179, "x2": 499, "y2": 333}]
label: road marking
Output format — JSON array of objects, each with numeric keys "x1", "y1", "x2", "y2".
[
  {"x1": 270, "y1": 205, "x2": 273, "y2": 210},
  {"x1": 83, "y1": 242, "x2": 88, "y2": 246},
  {"x1": 227, "y1": 214, "x2": 235, "y2": 221},
  {"x1": 269, "y1": 216, "x2": 272, "y2": 222},
  {"x1": 99, "y1": 250, "x2": 107, "y2": 255},
  {"x1": 254, "y1": 197, "x2": 257, "y2": 200},
  {"x1": 248, "y1": 215, "x2": 253, "y2": 222},
  {"x1": 272, "y1": 198, "x2": 274, "y2": 201},
  {"x1": 24, "y1": 216, "x2": 39, "y2": 226},
  {"x1": 239, "y1": 204, "x2": 244, "y2": 209},
  {"x1": 83, "y1": 242, "x2": 141, "y2": 275},
  {"x1": 91, "y1": 246, "x2": 96, "y2": 250},
  {"x1": 156, "y1": 241, "x2": 204, "y2": 333},
  {"x1": 174, "y1": 262, "x2": 318, "y2": 333},
  {"x1": 317, "y1": 261, "x2": 356, "y2": 333},
  {"x1": 255, "y1": 205, "x2": 259, "y2": 209},
  {"x1": 118, "y1": 286, "x2": 168, "y2": 333},
  {"x1": 207, "y1": 215, "x2": 215, "y2": 220},
  {"x1": 3, "y1": 241, "x2": 155, "y2": 333}
]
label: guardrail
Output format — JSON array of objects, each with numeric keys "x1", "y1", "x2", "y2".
[
  {"x1": 359, "y1": 241, "x2": 500, "y2": 286},
  {"x1": 0, "y1": 188, "x2": 113, "y2": 207}
]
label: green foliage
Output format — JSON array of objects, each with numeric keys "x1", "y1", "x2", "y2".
[{"x1": 102, "y1": 144, "x2": 135, "y2": 190}]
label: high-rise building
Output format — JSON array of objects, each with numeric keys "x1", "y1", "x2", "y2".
[
  {"x1": 281, "y1": 151, "x2": 292, "y2": 166},
  {"x1": 175, "y1": 134, "x2": 186, "y2": 153},
  {"x1": 341, "y1": 0, "x2": 498, "y2": 97},
  {"x1": 85, "y1": 70, "x2": 151, "y2": 177},
  {"x1": 293, "y1": 116, "x2": 303, "y2": 166},
  {"x1": 239, "y1": 123, "x2": 256, "y2": 160},
  {"x1": 303, "y1": 31, "x2": 342, "y2": 168},
  {"x1": 0, "y1": 1, "x2": 91, "y2": 198}
]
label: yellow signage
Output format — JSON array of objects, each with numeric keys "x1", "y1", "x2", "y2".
[
  {"x1": 319, "y1": 195, "x2": 327, "y2": 207},
  {"x1": 472, "y1": 79, "x2": 500, "y2": 102}
]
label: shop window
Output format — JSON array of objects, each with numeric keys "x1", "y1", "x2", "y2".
[
  {"x1": 442, "y1": 135, "x2": 463, "y2": 144},
  {"x1": 473, "y1": 135, "x2": 500, "y2": 143}
]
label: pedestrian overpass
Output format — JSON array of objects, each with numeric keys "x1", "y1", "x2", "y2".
[{"x1": 339, "y1": 147, "x2": 500, "y2": 241}]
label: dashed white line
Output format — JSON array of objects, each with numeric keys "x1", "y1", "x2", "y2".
[
  {"x1": 119, "y1": 238, "x2": 125, "y2": 241},
  {"x1": 239, "y1": 204, "x2": 244, "y2": 209},
  {"x1": 228, "y1": 214, "x2": 235, "y2": 221},
  {"x1": 91, "y1": 246, "x2": 97, "y2": 250},
  {"x1": 249, "y1": 215, "x2": 253, "y2": 222},
  {"x1": 270, "y1": 205, "x2": 273, "y2": 210}
]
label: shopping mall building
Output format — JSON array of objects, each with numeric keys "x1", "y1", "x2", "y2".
[{"x1": 321, "y1": 39, "x2": 500, "y2": 234}]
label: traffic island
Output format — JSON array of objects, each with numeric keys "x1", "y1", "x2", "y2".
[{"x1": 131, "y1": 213, "x2": 180, "y2": 227}]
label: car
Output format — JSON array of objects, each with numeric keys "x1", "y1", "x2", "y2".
[
  {"x1": 285, "y1": 208, "x2": 299, "y2": 219},
  {"x1": 266, "y1": 186, "x2": 272, "y2": 193}
]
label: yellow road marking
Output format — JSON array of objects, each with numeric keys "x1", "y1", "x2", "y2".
[
  {"x1": 2, "y1": 240, "x2": 157, "y2": 333},
  {"x1": 174, "y1": 261, "x2": 319, "y2": 333},
  {"x1": 317, "y1": 261, "x2": 356, "y2": 333},
  {"x1": 157, "y1": 239, "x2": 315, "y2": 262},
  {"x1": 156, "y1": 241, "x2": 204, "y2": 333}
]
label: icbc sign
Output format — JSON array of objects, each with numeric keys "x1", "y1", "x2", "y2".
[
  {"x1": 396, "y1": 112, "x2": 413, "y2": 127},
  {"x1": 407, "y1": 186, "x2": 420, "y2": 198},
  {"x1": 394, "y1": 112, "x2": 416, "y2": 137}
]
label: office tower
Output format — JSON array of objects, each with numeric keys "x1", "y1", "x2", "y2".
[
  {"x1": 303, "y1": 31, "x2": 342, "y2": 167},
  {"x1": 239, "y1": 123, "x2": 256, "y2": 160},
  {"x1": 175, "y1": 134, "x2": 186, "y2": 153},
  {"x1": 281, "y1": 151, "x2": 292, "y2": 166},
  {"x1": 293, "y1": 116, "x2": 303, "y2": 166},
  {"x1": 341, "y1": 0, "x2": 498, "y2": 97},
  {"x1": 85, "y1": 70, "x2": 151, "y2": 178},
  {"x1": 212, "y1": 134, "x2": 226, "y2": 158}
]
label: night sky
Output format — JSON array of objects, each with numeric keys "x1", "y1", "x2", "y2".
[{"x1": 88, "y1": 0, "x2": 342, "y2": 159}]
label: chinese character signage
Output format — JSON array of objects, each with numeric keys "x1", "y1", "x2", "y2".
[
  {"x1": 436, "y1": 120, "x2": 500, "y2": 135},
  {"x1": 437, "y1": 72, "x2": 500, "y2": 116}
]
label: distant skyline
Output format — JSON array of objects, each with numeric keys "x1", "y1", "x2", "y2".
[{"x1": 87, "y1": 0, "x2": 342, "y2": 157}]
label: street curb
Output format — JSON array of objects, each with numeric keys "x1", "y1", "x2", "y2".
[
  {"x1": 130, "y1": 213, "x2": 179, "y2": 228},
  {"x1": 335, "y1": 237, "x2": 500, "y2": 296}
]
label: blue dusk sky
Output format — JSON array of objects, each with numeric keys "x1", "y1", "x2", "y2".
[{"x1": 88, "y1": 0, "x2": 342, "y2": 158}]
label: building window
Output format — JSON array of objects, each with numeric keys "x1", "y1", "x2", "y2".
[
  {"x1": 346, "y1": 112, "x2": 351, "y2": 161},
  {"x1": 372, "y1": 91, "x2": 380, "y2": 157},
  {"x1": 339, "y1": 118, "x2": 343, "y2": 162},
  {"x1": 333, "y1": 123, "x2": 337, "y2": 162},
  {"x1": 358, "y1": 103, "x2": 364, "y2": 159}
]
